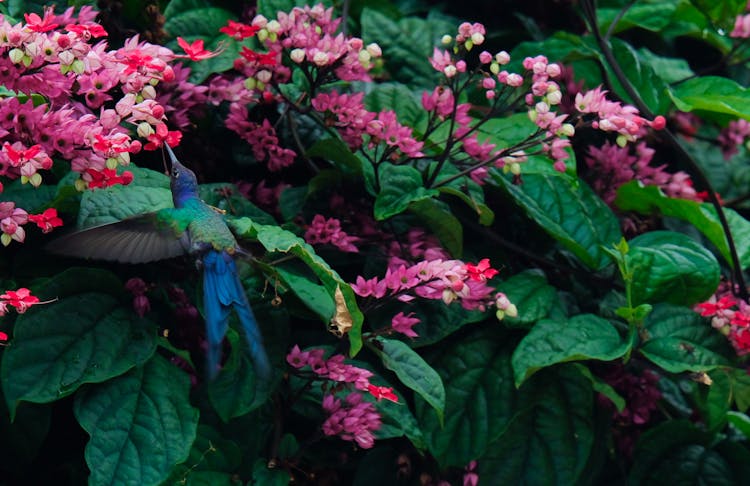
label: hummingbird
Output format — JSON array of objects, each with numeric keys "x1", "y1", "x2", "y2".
[{"x1": 48, "y1": 145, "x2": 271, "y2": 381}]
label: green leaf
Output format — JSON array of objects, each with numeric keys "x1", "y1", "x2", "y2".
[
  {"x1": 478, "y1": 365, "x2": 594, "y2": 486},
  {"x1": 640, "y1": 304, "x2": 731, "y2": 373},
  {"x1": 408, "y1": 198, "x2": 462, "y2": 257},
  {"x1": 275, "y1": 266, "x2": 335, "y2": 322},
  {"x1": 0, "y1": 179, "x2": 57, "y2": 213},
  {"x1": 573, "y1": 363, "x2": 625, "y2": 412},
  {"x1": 199, "y1": 183, "x2": 277, "y2": 226},
  {"x1": 369, "y1": 337, "x2": 445, "y2": 424},
  {"x1": 727, "y1": 411, "x2": 750, "y2": 439},
  {"x1": 638, "y1": 48, "x2": 694, "y2": 84},
  {"x1": 629, "y1": 420, "x2": 750, "y2": 485},
  {"x1": 415, "y1": 327, "x2": 517, "y2": 467},
  {"x1": 364, "y1": 83, "x2": 425, "y2": 128},
  {"x1": 252, "y1": 458, "x2": 292, "y2": 486},
  {"x1": 689, "y1": 0, "x2": 747, "y2": 29},
  {"x1": 166, "y1": 424, "x2": 242, "y2": 484},
  {"x1": 671, "y1": 76, "x2": 750, "y2": 120},
  {"x1": 74, "y1": 355, "x2": 199, "y2": 486},
  {"x1": 408, "y1": 299, "x2": 487, "y2": 348},
  {"x1": 228, "y1": 220, "x2": 364, "y2": 355},
  {"x1": 361, "y1": 9, "x2": 453, "y2": 89},
  {"x1": 493, "y1": 172, "x2": 621, "y2": 270},
  {"x1": 616, "y1": 181, "x2": 750, "y2": 269},
  {"x1": 511, "y1": 314, "x2": 631, "y2": 386},
  {"x1": 627, "y1": 231, "x2": 720, "y2": 306},
  {"x1": 374, "y1": 163, "x2": 438, "y2": 220},
  {"x1": 597, "y1": 1, "x2": 678, "y2": 33},
  {"x1": 163, "y1": 7, "x2": 238, "y2": 84},
  {"x1": 610, "y1": 39, "x2": 672, "y2": 114},
  {"x1": 1, "y1": 269, "x2": 157, "y2": 418},
  {"x1": 207, "y1": 329, "x2": 272, "y2": 422},
  {"x1": 496, "y1": 270, "x2": 558, "y2": 328},
  {"x1": 306, "y1": 137, "x2": 363, "y2": 176}
]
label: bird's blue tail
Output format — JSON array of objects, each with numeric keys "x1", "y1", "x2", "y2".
[{"x1": 202, "y1": 250, "x2": 271, "y2": 381}]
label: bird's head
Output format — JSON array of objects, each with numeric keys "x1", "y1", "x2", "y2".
[{"x1": 164, "y1": 144, "x2": 199, "y2": 205}]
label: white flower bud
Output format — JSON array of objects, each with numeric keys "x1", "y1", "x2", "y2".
[
  {"x1": 366, "y1": 43, "x2": 382, "y2": 57},
  {"x1": 290, "y1": 48, "x2": 305, "y2": 63},
  {"x1": 441, "y1": 34, "x2": 452, "y2": 45}
]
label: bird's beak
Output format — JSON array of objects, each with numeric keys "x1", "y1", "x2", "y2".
[{"x1": 164, "y1": 144, "x2": 180, "y2": 168}]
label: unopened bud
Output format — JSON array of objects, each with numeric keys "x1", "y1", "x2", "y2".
[
  {"x1": 290, "y1": 48, "x2": 305, "y2": 63},
  {"x1": 495, "y1": 51, "x2": 510, "y2": 65},
  {"x1": 464, "y1": 39, "x2": 473, "y2": 51},
  {"x1": 441, "y1": 34, "x2": 452, "y2": 45},
  {"x1": 358, "y1": 49, "x2": 371, "y2": 64},
  {"x1": 366, "y1": 43, "x2": 382, "y2": 57},
  {"x1": 74, "y1": 178, "x2": 87, "y2": 192},
  {"x1": 137, "y1": 122, "x2": 154, "y2": 138},
  {"x1": 8, "y1": 48, "x2": 24, "y2": 64},
  {"x1": 471, "y1": 32, "x2": 484, "y2": 45},
  {"x1": 266, "y1": 20, "x2": 281, "y2": 34},
  {"x1": 244, "y1": 77, "x2": 257, "y2": 90},
  {"x1": 106, "y1": 157, "x2": 119, "y2": 170},
  {"x1": 141, "y1": 85, "x2": 157, "y2": 100},
  {"x1": 257, "y1": 29, "x2": 268, "y2": 42},
  {"x1": 559, "y1": 123, "x2": 575, "y2": 137},
  {"x1": 71, "y1": 59, "x2": 85, "y2": 74},
  {"x1": 489, "y1": 62, "x2": 500, "y2": 75},
  {"x1": 29, "y1": 172, "x2": 43, "y2": 187},
  {"x1": 444, "y1": 65, "x2": 457, "y2": 78},
  {"x1": 256, "y1": 69, "x2": 272, "y2": 84},
  {"x1": 313, "y1": 51, "x2": 329, "y2": 66},
  {"x1": 546, "y1": 89, "x2": 562, "y2": 105}
]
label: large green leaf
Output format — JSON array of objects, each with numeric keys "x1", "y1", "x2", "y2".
[
  {"x1": 74, "y1": 355, "x2": 199, "y2": 486},
  {"x1": 77, "y1": 166, "x2": 172, "y2": 229},
  {"x1": 0, "y1": 179, "x2": 57, "y2": 213},
  {"x1": 616, "y1": 181, "x2": 750, "y2": 269},
  {"x1": 511, "y1": 314, "x2": 631, "y2": 386},
  {"x1": 629, "y1": 420, "x2": 750, "y2": 485},
  {"x1": 374, "y1": 163, "x2": 438, "y2": 220},
  {"x1": 167, "y1": 424, "x2": 242, "y2": 484},
  {"x1": 1, "y1": 269, "x2": 157, "y2": 417},
  {"x1": 671, "y1": 76, "x2": 750, "y2": 120},
  {"x1": 408, "y1": 198, "x2": 463, "y2": 257},
  {"x1": 415, "y1": 327, "x2": 517, "y2": 467},
  {"x1": 369, "y1": 337, "x2": 445, "y2": 424},
  {"x1": 360, "y1": 9, "x2": 453, "y2": 89},
  {"x1": 597, "y1": 1, "x2": 678, "y2": 33},
  {"x1": 626, "y1": 231, "x2": 720, "y2": 306},
  {"x1": 496, "y1": 270, "x2": 558, "y2": 328},
  {"x1": 164, "y1": 7, "x2": 239, "y2": 84},
  {"x1": 228, "y1": 220, "x2": 364, "y2": 354},
  {"x1": 688, "y1": 0, "x2": 747, "y2": 30},
  {"x1": 478, "y1": 365, "x2": 594, "y2": 485},
  {"x1": 408, "y1": 299, "x2": 487, "y2": 348},
  {"x1": 493, "y1": 172, "x2": 621, "y2": 270},
  {"x1": 640, "y1": 304, "x2": 731, "y2": 373},
  {"x1": 364, "y1": 83, "x2": 425, "y2": 128}
]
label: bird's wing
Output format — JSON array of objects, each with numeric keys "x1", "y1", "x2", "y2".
[{"x1": 46, "y1": 208, "x2": 192, "y2": 264}]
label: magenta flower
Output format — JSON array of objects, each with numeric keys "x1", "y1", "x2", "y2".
[{"x1": 391, "y1": 312, "x2": 420, "y2": 338}]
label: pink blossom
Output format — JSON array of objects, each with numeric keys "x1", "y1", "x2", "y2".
[
  {"x1": 391, "y1": 312, "x2": 420, "y2": 338},
  {"x1": 0, "y1": 202, "x2": 29, "y2": 246},
  {"x1": 305, "y1": 214, "x2": 360, "y2": 252},
  {"x1": 321, "y1": 392, "x2": 381, "y2": 449}
]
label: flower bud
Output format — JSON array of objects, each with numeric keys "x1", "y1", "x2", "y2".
[
  {"x1": 456, "y1": 60, "x2": 466, "y2": 72},
  {"x1": 106, "y1": 157, "x2": 119, "y2": 170},
  {"x1": 290, "y1": 48, "x2": 305, "y2": 63},
  {"x1": 256, "y1": 69, "x2": 272, "y2": 84},
  {"x1": 366, "y1": 43, "x2": 382, "y2": 57},
  {"x1": 559, "y1": 123, "x2": 575, "y2": 137},
  {"x1": 546, "y1": 89, "x2": 562, "y2": 105},
  {"x1": 57, "y1": 50, "x2": 74, "y2": 65},
  {"x1": 358, "y1": 49, "x2": 371, "y2": 64},
  {"x1": 489, "y1": 62, "x2": 500, "y2": 75},
  {"x1": 137, "y1": 122, "x2": 154, "y2": 138},
  {"x1": 74, "y1": 178, "x2": 87, "y2": 192},
  {"x1": 479, "y1": 50, "x2": 492, "y2": 64},
  {"x1": 266, "y1": 20, "x2": 281, "y2": 33},
  {"x1": 141, "y1": 85, "x2": 157, "y2": 100},
  {"x1": 71, "y1": 59, "x2": 85, "y2": 74},
  {"x1": 464, "y1": 39, "x2": 474, "y2": 51},
  {"x1": 495, "y1": 51, "x2": 510, "y2": 65},
  {"x1": 29, "y1": 173, "x2": 42, "y2": 187},
  {"x1": 505, "y1": 303, "x2": 518, "y2": 318},
  {"x1": 313, "y1": 51, "x2": 329, "y2": 66},
  {"x1": 444, "y1": 65, "x2": 457, "y2": 78},
  {"x1": 441, "y1": 34, "x2": 452, "y2": 45},
  {"x1": 9, "y1": 48, "x2": 24, "y2": 64},
  {"x1": 482, "y1": 77, "x2": 496, "y2": 89},
  {"x1": 471, "y1": 32, "x2": 485, "y2": 45},
  {"x1": 257, "y1": 29, "x2": 268, "y2": 42},
  {"x1": 244, "y1": 77, "x2": 257, "y2": 90}
]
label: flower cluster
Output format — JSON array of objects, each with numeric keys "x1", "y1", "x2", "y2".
[
  {"x1": 312, "y1": 90, "x2": 424, "y2": 159},
  {"x1": 352, "y1": 257, "x2": 515, "y2": 326},
  {"x1": 287, "y1": 345, "x2": 398, "y2": 448},
  {"x1": 575, "y1": 86, "x2": 666, "y2": 146},
  {"x1": 304, "y1": 214, "x2": 360, "y2": 252},
  {"x1": 0, "y1": 202, "x2": 63, "y2": 246},
  {"x1": 731, "y1": 2, "x2": 750, "y2": 38},
  {"x1": 225, "y1": 111, "x2": 296, "y2": 171},
  {"x1": 695, "y1": 282, "x2": 750, "y2": 354},
  {"x1": 585, "y1": 141, "x2": 701, "y2": 204},
  {"x1": 718, "y1": 119, "x2": 750, "y2": 159},
  {"x1": 125, "y1": 277, "x2": 151, "y2": 318}
]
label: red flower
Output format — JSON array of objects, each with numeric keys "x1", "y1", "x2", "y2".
[
  {"x1": 696, "y1": 296, "x2": 736, "y2": 316},
  {"x1": 85, "y1": 168, "x2": 134, "y2": 189},
  {"x1": 465, "y1": 258, "x2": 499, "y2": 282},
  {"x1": 219, "y1": 20, "x2": 259, "y2": 40},
  {"x1": 4, "y1": 142, "x2": 42, "y2": 167},
  {"x1": 66, "y1": 23, "x2": 108, "y2": 39},
  {"x1": 177, "y1": 37, "x2": 220, "y2": 61},
  {"x1": 24, "y1": 11, "x2": 59, "y2": 33},
  {"x1": 240, "y1": 47, "x2": 277, "y2": 66},
  {"x1": 367, "y1": 384, "x2": 399, "y2": 403},
  {"x1": 0, "y1": 331, "x2": 7, "y2": 343},
  {"x1": 144, "y1": 123, "x2": 182, "y2": 150},
  {"x1": 1, "y1": 288, "x2": 40, "y2": 313},
  {"x1": 28, "y1": 208, "x2": 63, "y2": 233}
]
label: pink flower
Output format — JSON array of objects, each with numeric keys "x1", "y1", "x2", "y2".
[
  {"x1": 219, "y1": 20, "x2": 260, "y2": 40},
  {"x1": 304, "y1": 214, "x2": 359, "y2": 252},
  {"x1": 24, "y1": 9, "x2": 59, "y2": 33},
  {"x1": 0, "y1": 202, "x2": 29, "y2": 246},
  {"x1": 286, "y1": 345, "x2": 310, "y2": 368},
  {"x1": 321, "y1": 392, "x2": 381, "y2": 449},
  {"x1": 83, "y1": 168, "x2": 134, "y2": 189},
  {"x1": 391, "y1": 312, "x2": 420, "y2": 338}
]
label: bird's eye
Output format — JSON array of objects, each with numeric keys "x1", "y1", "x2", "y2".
[{"x1": 172, "y1": 168, "x2": 179, "y2": 178}]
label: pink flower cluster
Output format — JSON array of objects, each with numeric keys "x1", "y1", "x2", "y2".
[
  {"x1": 304, "y1": 214, "x2": 360, "y2": 252},
  {"x1": 225, "y1": 107, "x2": 296, "y2": 171},
  {"x1": 352, "y1": 258, "x2": 493, "y2": 308},
  {"x1": 718, "y1": 119, "x2": 750, "y2": 159},
  {"x1": 312, "y1": 91, "x2": 424, "y2": 159},
  {"x1": 0, "y1": 202, "x2": 63, "y2": 246},
  {"x1": 695, "y1": 283, "x2": 750, "y2": 354},
  {"x1": 575, "y1": 86, "x2": 665, "y2": 145},
  {"x1": 125, "y1": 277, "x2": 150, "y2": 318},
  {"x1": 287, "y1": 345, "x2": 398, "y2": 448},
  {"x1": 585, "y1": 141, "x2": 701, "y2": 204},
  {"x1": 322, "y1": 392, "x2": 381, "y2": 449}
]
